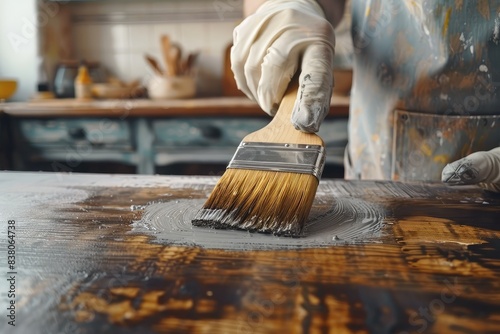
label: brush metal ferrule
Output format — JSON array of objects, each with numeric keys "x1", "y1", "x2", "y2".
[{"x1": 227, "y1": 142, "x2": 326, "y2": 180}]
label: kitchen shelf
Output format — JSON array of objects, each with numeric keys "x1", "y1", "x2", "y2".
[
  {"x1": 1, "y1": 96, "x2": 350, "y2": 117},
  {"x1": 2, "y1": 96, "x2": 350, "y2": 175}
]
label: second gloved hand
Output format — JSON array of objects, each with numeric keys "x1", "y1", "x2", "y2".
[
  {"x1": 231, "y1": 0, "x2": 335, "y2": 133},
  {"x1": 442, "y1": 147, "x2": 500, "y2": 192}
]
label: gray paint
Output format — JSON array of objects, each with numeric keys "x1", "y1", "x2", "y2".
[{"x1": 131, "y1": 191, "x2": 386, "y2": 250}]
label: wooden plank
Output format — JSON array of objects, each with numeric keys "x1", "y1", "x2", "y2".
[{"x1": 0, "y1": 172, "x2": 499, "y2": 333}]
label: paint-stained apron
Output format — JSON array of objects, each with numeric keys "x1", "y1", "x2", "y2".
[{"x1": 345, "y1": 0, "x2": 500, "y2": 181}]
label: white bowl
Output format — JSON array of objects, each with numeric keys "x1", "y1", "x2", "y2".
[{"x1": 148, "y1": 75, "x2": 196, "y2": 100}]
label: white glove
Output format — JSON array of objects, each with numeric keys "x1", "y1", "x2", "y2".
[
  {"x1": 442, "y1": 147, "x2": 500, "y2": 192},
  {"x1": 231, "y1": 0, "x2": 335, "y2": 133}
]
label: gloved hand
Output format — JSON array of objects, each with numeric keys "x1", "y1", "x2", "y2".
[
  {"x1": 442, "y1": 147, "x2": 500, "y2": 192},
  {"x1": 231, "y1": 0, "x2": 335, "y2": 133}
]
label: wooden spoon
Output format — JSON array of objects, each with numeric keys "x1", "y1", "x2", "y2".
[
  {"x1": 144, "y1": 54, "x2": 164, "y2": 76},
  {"x1": 185, "y1": 52, "x2": 199, "y2": 75},
  {"x1": 168, "y1": 44, "x2": 181, "y2": 76},
  {"x1": 160, "y1": 35, "x2": 174, "y2": 77}
]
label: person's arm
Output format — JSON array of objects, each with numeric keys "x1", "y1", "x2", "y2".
[{"x1": 234, "y1": 0, "x2": 347, "y2": 133}]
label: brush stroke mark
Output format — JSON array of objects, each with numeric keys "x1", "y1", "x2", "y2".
[{"x1": 131, "y1": 196, "x2": 386, "y2": 250}]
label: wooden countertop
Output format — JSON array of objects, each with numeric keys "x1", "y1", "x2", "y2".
[
  {"x1": 1, "y1": 171, "x2": 499, "y2": 333},
  {"x1": 0, "y1": 95, "x2": 350, "y2": 118}
]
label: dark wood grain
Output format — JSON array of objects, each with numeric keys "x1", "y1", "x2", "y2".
[{"x1": 0, "y1": 172, "x2": 499, "y2": 334}]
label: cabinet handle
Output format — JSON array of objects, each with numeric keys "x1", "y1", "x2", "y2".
[
  {"x1": 199, "y1": 125, "x2": 222, "y2": 140},
  {"x1": 68, "y1": 127, "x2": 86, "y2": 140}
]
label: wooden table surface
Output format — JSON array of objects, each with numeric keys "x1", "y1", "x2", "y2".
[{"x1": 0, "y1": 172, "x2": 499, "y2": 334}]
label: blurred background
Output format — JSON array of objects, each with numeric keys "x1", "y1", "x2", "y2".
[
  {"x1": 0, "y1": 0, "x2": 352, "y2": 177},
  {"x1": 0, "y1": 0, "x2": 246, "y2": 100}
]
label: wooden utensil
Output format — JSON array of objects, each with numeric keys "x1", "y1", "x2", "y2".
[
  {"x1": 222, "y1": 43, "x2": 245, "y2": 96},
  {"x1": 144, "y1": 54, "x2": 164, "y2": 76},
  {"x1": 184, "y1": 52, "x2": 199, "y2": 75},
  {"x1": 169, "y1": 44, "x2": 181, "y2": 76},
  {"x1": 161, "y1": 36, "x2": 183, "y2": 77},
  {"x1": 160, "y1": 35, "x2": 175, "y2": 77}
]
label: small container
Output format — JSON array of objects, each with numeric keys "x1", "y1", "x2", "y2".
[
  {"x1": 148, "y1": 75, "x2": 196, "y2": 100},
  {"x1": 0, "y1": 79, "x2": 17, "y2": 101},
  {"x1": 74, "y1": 64, "x2": 93, "y2": 100},
  {"x1": 54, "y1": 62, "x2": 78, "y2": 98}
]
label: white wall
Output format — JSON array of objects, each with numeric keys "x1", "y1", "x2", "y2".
[
  {"x1": 0, "y1": 0, "x2": 38, "y2": 102},
  {"x1": 70, "y1": 1, "x2": 241, "y2": 96}
]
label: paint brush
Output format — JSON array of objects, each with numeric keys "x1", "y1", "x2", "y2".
[{"x1": 192, "y1": 78, "x2": 326, "y2": 237}]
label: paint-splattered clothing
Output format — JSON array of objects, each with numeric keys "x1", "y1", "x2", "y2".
[{"x1": 345, "y1": 0, "x2": 500, "y2": 181}]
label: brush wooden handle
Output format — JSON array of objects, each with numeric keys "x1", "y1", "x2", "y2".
[{"x1": 243, "y1": 79, "x2": 325, "y2": 146}]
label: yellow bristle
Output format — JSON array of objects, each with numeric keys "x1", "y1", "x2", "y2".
[{"x1": 193, "y1": 169, "x2": 319, "y2": 236}]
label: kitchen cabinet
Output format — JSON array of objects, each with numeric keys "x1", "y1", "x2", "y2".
[
  {"x1": 0, "y1": 171, "x2": 499, "y2": 333},
  {"x1": 10, "y1": 117, "x2": 137, "y2": 173},
  {"x1": 2, "y1": 97, "x2": 350, "y2": 175},
  {"x1": 15, "y1": 118, "x2": 133, "y2": 149}
]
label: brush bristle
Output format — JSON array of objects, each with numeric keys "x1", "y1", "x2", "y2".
[{"x1": 192, "y1": 169, "x2": 319, "y2": 237}]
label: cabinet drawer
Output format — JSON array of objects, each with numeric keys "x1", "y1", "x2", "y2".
[
  {"x1": 153, "y1": 118, "x2": 268, "y2": 148},
  {"x1": 153, "y1": 117, "x2": 348, "y2": 148},
  {"x1": 15, "y1": 118, "x2": 132, "y2": 149}
]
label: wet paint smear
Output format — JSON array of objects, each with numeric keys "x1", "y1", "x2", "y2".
[{"x1": 131, "y1": 194, "x2": 386, "y2": 250}]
